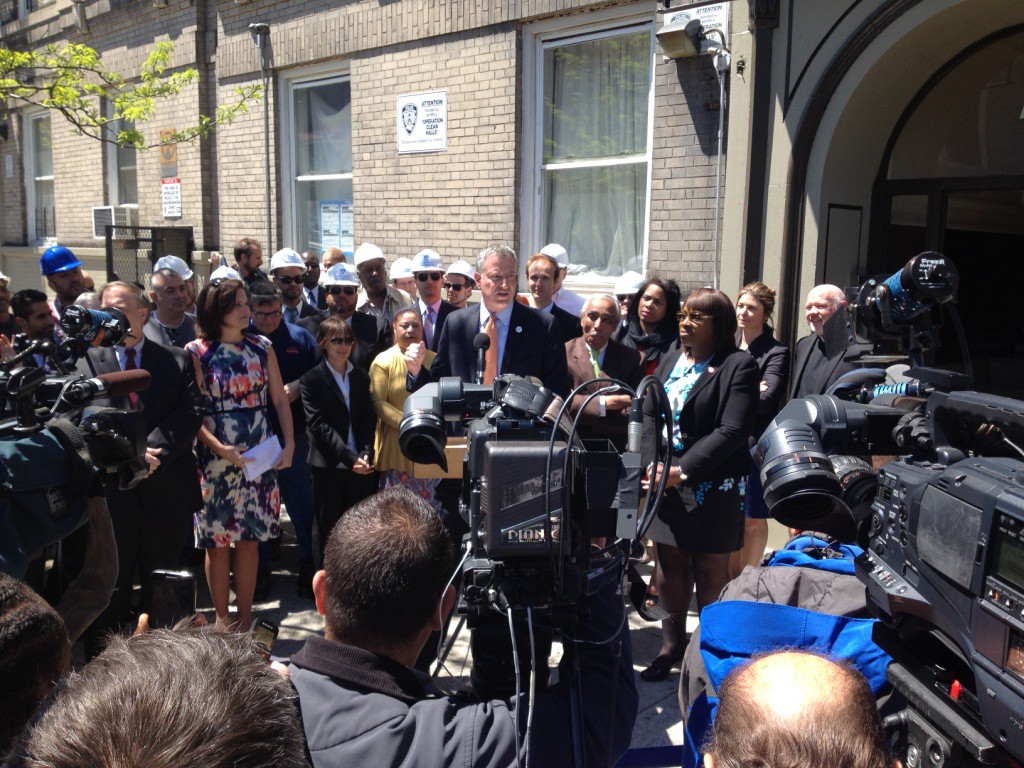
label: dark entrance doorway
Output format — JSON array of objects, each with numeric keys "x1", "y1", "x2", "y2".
[{"x1": 873, "y1": 28, "x2": 1024, "y2": 396}]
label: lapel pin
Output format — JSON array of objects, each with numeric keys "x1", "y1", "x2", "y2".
[{"x1": 515, "y1": 326, "x2": 522, "y2": 333}]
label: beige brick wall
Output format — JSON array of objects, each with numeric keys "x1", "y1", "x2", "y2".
[
  {"x1": 350, "y1": 26, "x2": 519, "y2": 263},
  {"x1": 1, "y1": 0, "x2": 726, "y2": 293}
]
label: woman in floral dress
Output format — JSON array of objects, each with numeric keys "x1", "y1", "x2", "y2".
[
  {"x1": 637, "y1": 288, "x2": 759, "y2": 682},
  {"x1": 186, "y1": 278, "x2": 294, "y2": 631}
]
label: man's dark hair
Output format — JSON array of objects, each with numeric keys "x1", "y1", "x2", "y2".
[
  {"x1": 19, "y1": 628, "x2": 306, "y2": 768},
  {"x1": 682, "y1": 287, "x2": 738, "y2": 355},
  {"x1": 196, "y1": 278, "x2": 248, "y2": 341},
  {"x1": 10, "y1": 289, "x2": 48, "y2": 320},
  {"x1": 249, "y1": 280, "x2": 283, "y2": 309},
  {"x1": 705, "y1": 649, "x2": 892, "y2": 768},
  {"x1": 0, "y1": 573, "x2": 70, "y2": 755},
  {"x1": 234, "y1": 236, "x2": 261, "y2": 260},
  {"x1": 323, "y1": 486, "x2": 454, "y2": 648}
]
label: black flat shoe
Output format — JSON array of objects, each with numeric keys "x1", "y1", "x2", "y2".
[{"x1": 640, "y1": 650, "x2": 684, "y2": 682}]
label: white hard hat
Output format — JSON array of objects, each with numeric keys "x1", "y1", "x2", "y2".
[
  {"x1": 389, "y1": 257, "x2": 414, "y2": 281},
  {"x1": 323, "y1": 263, "x2": 360, "y2": 287},
  {"x1": 539, "y1": 243, "x2": 568, "y2": 268},
  {"x1": 353, "y1": 243, "x2": 385, "y2": 267},
  {"x1": 410, "y1": 249, "x2": 444, "y2": 273},
  {"x1": 613, "y1": 271, "x2": 646, "y2": 297},
  {"x1": 153, "y1": 255, "x2": 194, "y2": 280},
  {"x1": 209, "y1": 265, "x2": 241, "y2": 282},
  {"x1": 445, "y1": 260, "x2": 475, "y2": 282},
  {"x1": 269, "y1": 248, "x2": 306, "y2": 274}
]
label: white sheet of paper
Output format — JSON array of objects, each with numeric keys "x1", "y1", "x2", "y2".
[{"x1": 241, "y1": 436, "x2": 282, "y2": 481}]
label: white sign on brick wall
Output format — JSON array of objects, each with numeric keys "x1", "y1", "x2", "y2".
[
  {"x1": 397, "y1": 90, "x2": 448, "y2": 153},
  {"x1": 669, "y1": 2, "x2": 730, "y2": 53},
  {"x1": 161, "y1": 177, "x2": 182, "y2": 218}
]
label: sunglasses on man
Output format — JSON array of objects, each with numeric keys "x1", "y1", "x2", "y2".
[
  {"x1": 444, "y1": 282, "x2": 468, "y2": 291},
  {"x1": 416, "y1": 272, "x2": 443, "y2": 282},
  {"x1": 326, "y1": 285, "x2": 359, "y2": 296},
  {"x1": 274, "y1": 275, "x2": 304, "y2": 285}
]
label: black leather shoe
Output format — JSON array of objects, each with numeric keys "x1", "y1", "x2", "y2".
[{"x1": 639, "y1": 650, "x2": 684, "y2": 682}]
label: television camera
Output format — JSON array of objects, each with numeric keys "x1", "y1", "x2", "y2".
[
  {"x1": 755, "y1": 253, "x2": 1024, "y2": 767},
  {"x1": 399, "y1": 373, "x2": 673, "y2": 629},
  {"x1": 0, "y1": 305, "x2": 152, "y2": 577}
]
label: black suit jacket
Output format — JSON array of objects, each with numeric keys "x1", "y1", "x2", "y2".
[
  {"x1": 744, "y1": 331, "x2": 791, "y2": 441},
  {"x1": 300, "y1": 360, "x2": 377, "y2": 470},
  {"x1": 566, "y1": 337, "x2": 644, "y2": 451},
  {"x1": 549, "y1": 304, "x2": 583, "y2": 343},
  {"x1": 789, "y1": 333, "x2": 872, "y2": 400},
  {"x1": 299, "y1": 311, "x2": 385, "y2": 372},
  {"x1": 416, "y1": 299, "x2": 457, "y2": 352},
  {"x1": 305, "y1": 286, "x2": 328, "y2": 311},
  {"x1": 77, "y1": 341, "x2": 204, "y2": 513},
  {"x1": 642, "y1": 347, "x2": 759, "y2": 484},
  {"x1": 421, "y1": 302, "x2": 569, "y2": 397}
]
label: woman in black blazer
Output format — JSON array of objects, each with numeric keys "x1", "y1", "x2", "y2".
[
  {"x1": 300, "y1": 315, "x2": 379, "y2": 568},
  {"x1": 640, "y1": 288, "x2": 759, "y2": 681},
  {"x1": 731, "y1": 281, "x2": 790, "y2": 577}
]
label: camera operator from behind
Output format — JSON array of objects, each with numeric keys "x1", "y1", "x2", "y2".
[
  {"x1": 290, "y1": 486, "x2": 637, "y2": 768},
  {"x1": 65, "y1": 281, "x2": 203, "y2": 658}
]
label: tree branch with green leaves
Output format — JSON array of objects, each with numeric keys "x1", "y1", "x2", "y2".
[{"x1": 0, "y1": 41, "x2": 261, "y2": 149}]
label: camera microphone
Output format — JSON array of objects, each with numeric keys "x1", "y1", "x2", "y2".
[
  {"x1": 64, "y1": 369, "x2": 152, "y2": 404},
  {"x1": 473, "y1": 332, "x2": 490, "y2": 385}
]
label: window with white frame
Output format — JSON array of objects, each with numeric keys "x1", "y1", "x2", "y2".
[
  {"x1": 524, "y1": 18, "x2": 654, "y2": 281},
  {"x1": 106, "y1": 115, "x2": 138, "y2": 206},
  {"x1": 25, "y1": 111, "x2": 55, "y2": 242},
  {"x1": 282, "y1": 67, "x2": 353, "y2": 256}
]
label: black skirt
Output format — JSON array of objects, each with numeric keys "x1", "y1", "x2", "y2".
[{"x1": 647, "y1": 475, "x2": 746, "y2": 554}]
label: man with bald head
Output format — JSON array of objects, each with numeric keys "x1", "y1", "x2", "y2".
[
  {"x1": 704, "y1": 650, "x2": 896, "y2": 768},
  {"x1": 789, "y1": 283, "x2": 867, "y2": 399}
]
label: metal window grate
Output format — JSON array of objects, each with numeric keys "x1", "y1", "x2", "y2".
[{"x1": 104, "y1": 225, "x2": 194, "y2": 290}]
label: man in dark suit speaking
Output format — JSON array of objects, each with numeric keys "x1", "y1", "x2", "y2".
[
  {"x1": 565, "y1": 295, "x2": 645, "y2": 451},
  {"x1": 73, "y1": 281, "x2": 203, "y2": 656},
  {"x1": 420, "y1": 244, "x2": 568, "y2": 397}
]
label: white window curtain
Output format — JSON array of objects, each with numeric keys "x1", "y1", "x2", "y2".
[{"x1": 541, "y1": 29, "x2": 651, "y2": 277}]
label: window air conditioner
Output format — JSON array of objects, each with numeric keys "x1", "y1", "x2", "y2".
[{"x1": 92, "y1": 205, "x2": 139, "y2": 239}]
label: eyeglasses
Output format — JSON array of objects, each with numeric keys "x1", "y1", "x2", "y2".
[
  {"x1": 274, "y1": 275, "x2": 303, "y2": 285},
  {"x1": 253, "y1": 309, "x2": 282, "y2": 320},
  {"x1": 677, "y1": 310, "x2": 707, "y2": 322},
  {"x1": 328, "y1": 337, "x2": 355, "y2": 346},
  {"x1": 416, "y1": 272, "x2": 443, "y2": 282},
  {"x1": 444, "y1": 282, "x2": 469, "y2": 291},
  {"x1": 326, "y1": 286, "x2": 358, "y2": 296}
]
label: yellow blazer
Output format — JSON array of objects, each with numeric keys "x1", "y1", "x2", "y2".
[{"x1": 369, "y1": 343, "x2": 436, "y2": 474}]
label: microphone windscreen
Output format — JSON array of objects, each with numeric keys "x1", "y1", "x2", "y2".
[
  {"x1": 98, "y1": 368, "x2": 152, "y2": 397},
  {"x1": 473, "y1": 332, "x2": 490, "y2": 350}
]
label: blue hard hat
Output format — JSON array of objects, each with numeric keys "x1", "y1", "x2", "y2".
[{"x1": 40, "y1": 245, "x2": 83, "y2": 276}]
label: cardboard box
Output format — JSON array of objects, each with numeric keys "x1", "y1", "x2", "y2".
[{"x1": 413, "y1": 437, "x2": 467, "y2": 480}]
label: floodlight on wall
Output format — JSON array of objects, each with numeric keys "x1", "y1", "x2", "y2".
[
  {"x1": 656, "y1": 10, "x2": 705, "y2": 59},
  {"x1": 153, "y1": 0, "x2": 167, "y2": 7}
]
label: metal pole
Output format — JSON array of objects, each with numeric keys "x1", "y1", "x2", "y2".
[
  {"x1": 250, "y1": 24, "x2": 271, "y2": 253},
  {"x1": 710, "y1": 50, "x2": 730, "y2": 290}
]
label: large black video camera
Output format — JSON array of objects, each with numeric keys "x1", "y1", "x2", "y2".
[
  {"x1": 400, "y1": 373, "x2": 670, "y2": 630},
  {"x1": 0, "y1": 305, "x2": 152, "y2": 576},
  {"x1": 755, "y1": 254, "x2": 1024, "y2": 767}
]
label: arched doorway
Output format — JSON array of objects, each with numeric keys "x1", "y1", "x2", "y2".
[{"x1": 874, "y1": 27, "x2": 1024, "y2": 396}]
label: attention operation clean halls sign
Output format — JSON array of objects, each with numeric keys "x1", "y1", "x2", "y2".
[{"x1": 396, "y1": 90, "x2": 448, "y2": 153}]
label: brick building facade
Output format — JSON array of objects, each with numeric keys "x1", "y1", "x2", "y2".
[{"x1": 0, "y1": 0, "x2": 732, "y2": 299}]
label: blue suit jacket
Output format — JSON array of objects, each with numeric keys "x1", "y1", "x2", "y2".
[{"x1": 422, "y1": 302, "x2": 569, "y2": 397}]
